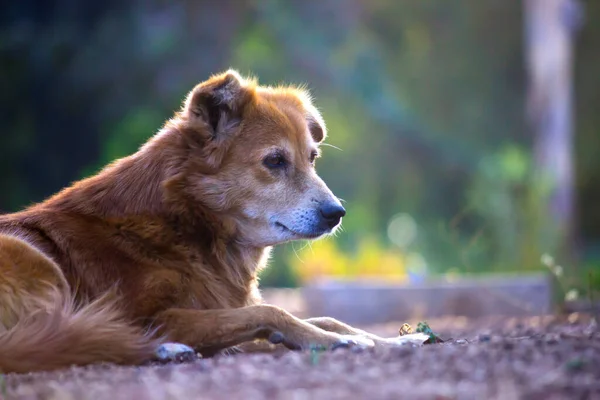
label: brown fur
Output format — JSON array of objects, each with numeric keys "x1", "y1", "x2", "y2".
[{"x1": 0, "y1": 70, "x2": 389, "y2": 374}]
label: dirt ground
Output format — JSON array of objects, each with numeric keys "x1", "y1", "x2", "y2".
[{"x1": 2, "y1": 314, "x2": 599, "y2": 400}]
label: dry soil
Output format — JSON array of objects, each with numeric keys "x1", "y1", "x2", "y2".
[{"x1": 2, "y1": 315, "x2": 599, "y2": 400}]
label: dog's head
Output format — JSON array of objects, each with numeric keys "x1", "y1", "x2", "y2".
[{"x1": 170, "y1": 70, "x2": 345, "y2": 247}]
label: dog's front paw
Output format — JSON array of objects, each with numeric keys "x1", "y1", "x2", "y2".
[
  {"x1": 154, "y1": 342, "x2": 199, "y2": 363},
  {"x1": 380, "y1": 333, "x2": 431, "y2": 347},
  {"x1": 271, "y1": 330, "x2": 375, "y2": 352},
  {"x1": 329, "y1": 334, "x2": 375, "y2": 351}
]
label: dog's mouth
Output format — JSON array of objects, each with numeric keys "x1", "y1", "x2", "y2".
[{"x1": 274, "y1": 222, "x2": 325, "y2": 239}]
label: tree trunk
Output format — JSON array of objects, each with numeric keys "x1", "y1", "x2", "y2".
[{"x1": 524, "y1": 0, "x2": 582, "y2": 263}]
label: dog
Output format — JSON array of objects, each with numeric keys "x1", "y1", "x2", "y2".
[{"x1": 0, "y1": 70, "x2": 424, "y2": 374}]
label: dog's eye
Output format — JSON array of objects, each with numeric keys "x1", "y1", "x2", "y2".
[{"x1": 263, "y1": 154, "x2": 286, "y2": 169}]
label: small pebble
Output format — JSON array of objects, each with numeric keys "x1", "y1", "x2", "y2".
[{"x1": 155, "y1": 342, "x2": 197, "y2": 363}]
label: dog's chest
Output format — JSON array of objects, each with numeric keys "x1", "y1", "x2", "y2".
[
  {"x1": 182, "y1": 257, "x2": 258, "y2": 310},
  {"x1": 127, "y1": 235, "x2": 264, "y2": 318},
  {"x1": 148, "y1": 243, "x2": 255, "y2": 309}
]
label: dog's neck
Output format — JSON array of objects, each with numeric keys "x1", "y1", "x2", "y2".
[
  {"x1": 45, "y1": 153, "x2": 167, "y2": 218},
  {"x1": 43, "y1": 130, "x2": 268, "y2": 286}
]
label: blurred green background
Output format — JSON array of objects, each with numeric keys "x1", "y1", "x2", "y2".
[{"x1": 1, "y1": 0, "x2": 599, "y2": 291}]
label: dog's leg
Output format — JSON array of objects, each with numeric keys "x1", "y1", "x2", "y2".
[
  {"x1": 153, "y1": 305, "x2": 375, "y2": 356},
  {"x1": 305, "y1": 317, "x2": 372, "y2": 336},
  {"x1": 305, "y1": 317, "x2": 396, "y2": 344}
]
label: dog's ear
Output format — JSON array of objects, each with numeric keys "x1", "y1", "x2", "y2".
[
  {"x1": 307, "y1": 115, "x2": 326, "y2": 143},
  {"x1": 295, "y1": 89, "x2": 327, "y2": 143},
  {"x1": 184, "y1": 70, "x2": 252, "y2": 138}
]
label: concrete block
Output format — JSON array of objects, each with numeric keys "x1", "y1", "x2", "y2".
[{"x1": 301, "y1": 274, "x2": 553, "y2": 325}]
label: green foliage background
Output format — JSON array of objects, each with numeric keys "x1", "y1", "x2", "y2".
[{"x1": 1, "y1": 0, "x2": 599, "y2": 286}]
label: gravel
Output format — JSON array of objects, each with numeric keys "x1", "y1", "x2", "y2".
[{"x1": 2, "y1": 315, "x2": 599, "y2": 400}]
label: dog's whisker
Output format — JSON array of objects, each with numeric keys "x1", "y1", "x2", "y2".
[
  {"x1": 320, "y1": 143, "x2": 343, "y2": 151},
  {"x1": 295, "y1": 240, "x2": 309, "y2": 252},
  {"x1": 291, "y1": 242, "x2": 304, "y2": 263}
]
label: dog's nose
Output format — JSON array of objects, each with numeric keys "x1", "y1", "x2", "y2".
[{"x1": 319, "y1": 203, "x2": 346, "y2": 228}]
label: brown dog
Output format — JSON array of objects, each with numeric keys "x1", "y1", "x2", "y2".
[{"x1": 0, "y1": 70, "x2": 423, "y2": 374}]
